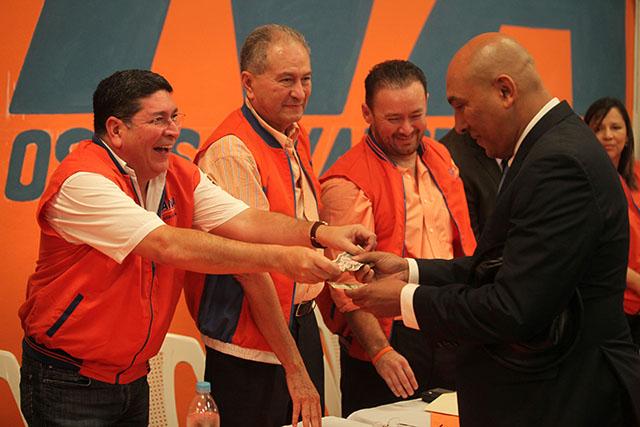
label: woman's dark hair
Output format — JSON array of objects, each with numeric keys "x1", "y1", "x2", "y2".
[{"x1": 584, "y1": 97, "x2": 636, "y2": 190}]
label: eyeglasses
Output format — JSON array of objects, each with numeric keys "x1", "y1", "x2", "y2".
[{"x1": 126, "y1": 112, "x2": 186, "y2": 129}]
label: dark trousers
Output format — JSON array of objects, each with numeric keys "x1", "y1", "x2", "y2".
[
  {"x1": 340, "y1": 321, "x2": 457, "y2": 417},
  {"x1": 626, "y1": 313, "x2": 640, "y2": 347},
  {"x1": 20, "y1": 353, "x2": 149, "y2": 426},
  {"x1": 205, "y1": 308, "x2": 324, "y2": 427}
]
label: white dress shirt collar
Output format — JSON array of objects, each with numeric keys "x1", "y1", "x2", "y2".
[
  {"x1": 96, "y1": 136, "x2": 166, "y2": 211},
  {"x1": 507, "y1": 97, "x2": 560, "y2": 167}
]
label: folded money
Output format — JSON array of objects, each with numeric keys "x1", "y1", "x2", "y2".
[
  {"x1": 328, "y1": 281, "x2": 363, "y2": 290},
  {"x1": 333, "y1": 252, "x2": 364, "y2": 272}
]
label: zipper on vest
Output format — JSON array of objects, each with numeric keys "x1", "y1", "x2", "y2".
[
  {"x1": 400, "y1": 176, "x2": 408, "y2": 258},
  {"x1": 115, "y1": 261, "x2": 156, "y2": 384},
  {"x1": 116, "y1": 183, "x2": 168, "y2": 383},
  {"x1": 284, "y1": 149, "x2": 299, "y2": 330}
]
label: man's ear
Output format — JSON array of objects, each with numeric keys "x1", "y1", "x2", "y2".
[
  {"x1": 104, "y1": 116, "x2": 125, "y2": 148},
  {"x1": 241, "y1": 71, "x2": 255, "y2": 101},
  {"x1": 494, "y1": 74, "x2": 516, "y2": 108},
  {"x1": 362, "y1": 102, "x2": 374, "y2": 125}
]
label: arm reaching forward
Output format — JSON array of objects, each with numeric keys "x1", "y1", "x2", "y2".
[{"x1": 134, "y1": 225, "x2": 342, "y2": 283}]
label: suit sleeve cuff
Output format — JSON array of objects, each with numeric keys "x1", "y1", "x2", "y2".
[
  {"x1": 400, "y1": 284, "x2": 420, "y2": 330},
  {"x1": 406, "y1": 258, "x2": 419, "y2": 284}
]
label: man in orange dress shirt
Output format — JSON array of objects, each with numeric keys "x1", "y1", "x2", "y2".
[{"x1": 319, "y1": 60, "x2": 476, "y2": 416}]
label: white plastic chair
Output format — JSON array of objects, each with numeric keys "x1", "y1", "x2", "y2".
[
  {"x1": 148, "y1": 333, "x2": 205, "y2": 427},
  {"x1": 315, "y1": 308, "x2": 342, "y2": 417},
  {"x1": 0, "y1": 350, "x2": 27, "y2": 426}
]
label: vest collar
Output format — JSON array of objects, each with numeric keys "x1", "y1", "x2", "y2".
[
  {"x1": 92, "y1": 135, "x2": 127, "y2": 175},
  {"x1": 91, "y1": 134, "x2": 166, "y2": 213},
  {"x1": 365, "y1": 129, "x2": 427, "y2": 166},
  {"x1": 241, "y1": 103, "x2": 286, "y2": 149}
]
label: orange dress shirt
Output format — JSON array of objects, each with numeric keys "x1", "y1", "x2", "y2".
[{"x1": 321, "y1": 156, "x2": 454, "y2": 314}]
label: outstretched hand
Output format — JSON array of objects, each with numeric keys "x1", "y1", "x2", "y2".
[
  {"x1": 277, "y1": 246, "x2": 342, "y2": 282},
  {"x1": 351, "y1": 251, "x2": 409, "y2": 283},
  {"x1": 345, "y1": 277, "x2": 406, "y2": 317},
  {"x1": 316, "y1": 223, "x2": 376, "y2": 254}
]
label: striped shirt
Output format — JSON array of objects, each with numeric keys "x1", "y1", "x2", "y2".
[{"x1": 198, "y1": 100, "x2": 323, "y2": 304}]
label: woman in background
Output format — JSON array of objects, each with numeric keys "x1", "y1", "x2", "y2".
[{"x1": 585, "y1": 97, "x2": 640, "y2": 345}]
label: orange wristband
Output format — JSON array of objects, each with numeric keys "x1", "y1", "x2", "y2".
[{"x1": 371, "y1": 345, "x2": 393, "y2": 365}]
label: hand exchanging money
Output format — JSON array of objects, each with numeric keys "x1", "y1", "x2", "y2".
[
  {"x1": 333, "y1": 252, "x2": 365, "y2": 272},
  {"x1": 315, "y1": 224, "x2": 376, "y2": 254},
  {"x1": 328, "y1": 281, "x2": 363, "y2": 290},
  {"x1": 335, "y1": 248, "x2": 413, "y2": 318},
  {"x1": 350, "y1": 251, "x2": 410, "y2": 283},
  {"x1": 276, "y1": 246, "x2": 342, "y2": 282},
  {"x1": 326, "y1": 252, "x2": 366, "y2": 289},
  {"x1": 344, "y1": 276, "x2": 406, "y2": 317}
]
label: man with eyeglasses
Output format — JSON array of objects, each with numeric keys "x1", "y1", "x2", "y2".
[
  {"x1": 18, "y1": 69, "x2": 375, "y2": 426},
  {"x1": 186, "y1": 24, "x2": 327, "y2": 427}
]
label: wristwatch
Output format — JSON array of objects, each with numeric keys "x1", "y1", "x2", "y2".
[{"x1": 309, "y1": 220, "x2": 328, "y2": 249}]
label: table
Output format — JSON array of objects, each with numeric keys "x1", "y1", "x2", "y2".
[
  {"x1": 282, "y1": 415, "x2": 370, "y2": 426},
  {"x1": 347, "y1": 398, "x2": 430, "y2": 426}
]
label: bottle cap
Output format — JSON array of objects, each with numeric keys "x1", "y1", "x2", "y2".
[{"x1": 196, "y1": 381, "x2": 211, "y2": 393}]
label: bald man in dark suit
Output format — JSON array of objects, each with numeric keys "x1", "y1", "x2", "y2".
[{"x1": 347, "y1": 33, "x2": 640, "y2": 426}]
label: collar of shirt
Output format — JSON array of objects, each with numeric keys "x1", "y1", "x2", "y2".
[
  {"x1": 242, "y1": 102, "x2": 322, "y2": 300},
  {"x1": 97, "y1": 137, "x2": 166, "y2": 212},
  {"x1": 396, "y1": 156, "x2": 429, "y2": 179},
  {"x1": 506, "y1": 97, "x2": 560, "y2": 167},
  {"x1": 244, "y1": 98, "x2": 300, "y2": 149}
]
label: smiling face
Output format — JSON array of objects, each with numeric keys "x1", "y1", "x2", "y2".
[
  {"x1": 112, "y1": 90, "x2": 180, "y2": 185},
  {"x1": 363, "y1": 81, "x2": 427, "y2": 165},
  {"x1": 588, "y1": 107, "x2": 628, "y2": 168},
  {"x1": 242, "y1": 39, "x2": 311, "y2": 133}
]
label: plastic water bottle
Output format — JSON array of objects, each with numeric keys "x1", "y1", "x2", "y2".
[{"x1": 186, "y1": 381, "x2": 220, "y2": 427}]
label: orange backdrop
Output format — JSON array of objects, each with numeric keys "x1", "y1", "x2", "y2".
[{"x1": 0, "y1": 1, "x2": 635, "y2": 425}]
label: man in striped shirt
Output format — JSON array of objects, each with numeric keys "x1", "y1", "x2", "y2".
[{"x1": 189, "y1": 24, "x2": 333, "y2": 427}]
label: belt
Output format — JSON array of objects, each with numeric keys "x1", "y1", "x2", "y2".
[{"x1": 294, "y1": 300, "x2": 316, "y2": 317}]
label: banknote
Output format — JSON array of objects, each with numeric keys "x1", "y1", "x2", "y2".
[
  {"x1": 328, "y1": 281, "x2": 364, "y2": 290},
  {"x1": 333, "y1": 252, "x2": 364, "y2": 272}
]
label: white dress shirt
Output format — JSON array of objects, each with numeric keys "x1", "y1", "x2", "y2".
[{"x1": 45, "y1": 140, "x2": 248, "y2": 263}]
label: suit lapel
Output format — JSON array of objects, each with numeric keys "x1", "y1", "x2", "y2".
[
  {"x1": 474, "y1": 101, "x2": 575, "y2": 260},
  {"x1": 498, "y1": 101, "x2": 574, "y2": 196}
]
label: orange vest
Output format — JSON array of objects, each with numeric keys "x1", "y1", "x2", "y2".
[
  {"x1": 185, "y1": 105, "x2": 321, "y2": 353},
  {"x1": 319, "y1": 133, "x2": 476, "y2": 361},
  {"x1": 19, "y1": 138, "x2": 200, "y2": 384},
  {"x1": 621, "y1": 163, "x2": 640, "y2": 314}
]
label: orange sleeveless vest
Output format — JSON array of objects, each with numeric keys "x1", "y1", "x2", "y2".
[
  {"x1": 318, "y1": 133, "x2": 476, "y2": 360},
  {"x1": 185, "y1": 105, "x2": 321, "y2": 353},
  {"x1": 19, "y1": 137, "x2": 200, "y2": 383}
]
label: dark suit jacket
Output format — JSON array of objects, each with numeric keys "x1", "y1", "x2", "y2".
[
  {"x1": 414, "y1": 102, "x2": 640, "y2": 426},
  {"x1": 440, "y1": 130, "x2": 502, "y2": 239}
]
